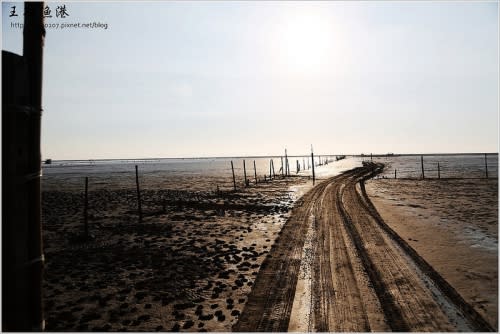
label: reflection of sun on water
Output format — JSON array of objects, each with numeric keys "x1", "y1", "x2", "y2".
[{"x1": 274, "y1": 11, "x2": 335, "y2": 75}]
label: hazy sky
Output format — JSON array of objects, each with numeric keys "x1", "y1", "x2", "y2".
[{"x1": 2, "y1": 1, "x2": 498, "y2": 159}]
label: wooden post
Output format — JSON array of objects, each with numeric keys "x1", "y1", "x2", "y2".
[
  {"x1": 243, "y1": 160, "x2": 247, "y2": 187},
  {"x1": 296, "y1": 160, "x2": 299, "y2": 173},
  {"x1": 231, "y1": 160, "x2": 236, "y2": 191},
  {"x1": 311, "y1": 145, "x2": 316, "y2": 185},
  {"x1": 135, "y1": 165, "x2": 142, "y2": 222},
  {"x1": 485, "y1": 153, "x2": 489, "y2": 179},
  {"x1": 84, "y1": 177, "x2": 89, "y2": 237},
  {"x1": 303, "y1": 158, "x2": 305, "y2": 171},
  {"x1": 438, "y1": 162, "x2": 441, "y2": 179},
  {"x1": 420, "y1": 155, "x2": 425, "y2": 179},
  {"x1": 281, "y1": 156, "x2": 284, "y2": 177},
  {"x1": 269, "y1": 159, "x2": 272, "y2": 180},
  {"x1": 1, "y1": 3, "x2": 46, "y2": 331},
  {"x1": 394, "y1": 169, "x2": 397, "y2": 179},
  {"x1": 271, "y1": 159, "x2": 275, "y2": 178},
  {"x1": 253, "y1": 160, "x2": 257, "y2": 185},
  {"x1": 370, "y1": 153, "x2": 373, "y2": 161},
  {"x1": 285, "y1": 148, "x2": 289, "y2": 176}
]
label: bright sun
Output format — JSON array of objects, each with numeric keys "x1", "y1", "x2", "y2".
[{"x1": 275, "y1": 11, "x2": 334, "y2": 74}]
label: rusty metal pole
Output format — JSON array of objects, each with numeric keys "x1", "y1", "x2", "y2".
[{"x1": 2, "y1": 2, "x2": 45, "y2": 331}]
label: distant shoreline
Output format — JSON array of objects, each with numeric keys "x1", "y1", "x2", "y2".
[{"x1": 44, "y1": 152, "x2": 499, "y2": 163}]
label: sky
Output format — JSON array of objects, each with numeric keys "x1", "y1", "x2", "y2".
[{"x1": 2, "y1": 1, "x2": 499, "y2": 159}]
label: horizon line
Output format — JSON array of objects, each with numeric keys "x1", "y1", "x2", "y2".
[{"x1": 43, "y1": 151, "x2": 499, "y2": 162}]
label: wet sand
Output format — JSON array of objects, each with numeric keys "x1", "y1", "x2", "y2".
[
  {"x1": 365, "y1": 178, "x2": 498, "y2": 330},
  {"x1": 235, "y1": 163, "x2": 494, "y2": 332},
  {"x1": 42, "y1": 162, "x2": 498, "y2": 331},
  {"x1": 42, "y1": 175, "x2": 310, "y2": 331}
]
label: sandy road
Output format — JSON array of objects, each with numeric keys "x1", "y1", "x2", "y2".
[{"x1": 234, "y1": 163, "x2": 493, "y2": 332}]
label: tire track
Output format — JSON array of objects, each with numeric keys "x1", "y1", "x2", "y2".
[
  {"x1": 356, "y1": 167, "x2": 494, "y2": 332},
  {"x1": 312, "y1": 181, "x2": 383, "y2": 332},
  {"x1": 232, "y1": 176, "x2": 332, "y2": 331},
  {"x1": 234, "y1": 163, "x2": 494, "y2": 332}
]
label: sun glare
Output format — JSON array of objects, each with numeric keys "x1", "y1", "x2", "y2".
[{"x1": 274, "y1": 11, "x2": 335, "y2": 74}]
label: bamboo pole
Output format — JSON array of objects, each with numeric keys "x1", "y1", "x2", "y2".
[
  {"x1": 253, "y1": 160, "x2": 257, "y2": 184},
  {"x1": 421, "y1": 155, "x2": 425, "y2": 179},
  {"x1": 438, "y1": 162, "x2": 441, "y2": 179},
  {"x1": 311, "y1": 145, "x2": 316, "y2": 185},
  {"x1": 231, "y1": 160, "x2": 236, "y2": 191},
  {"x1": 243, "y1": 160, "x2": 247, "y2": 187},
  {"x1": 281, "y1": 156, "x2": 284, "y2": 177},
  {"x1": 84, "y1": 177, "x2": 89, "y2": 237},
  {"x1": 135, "y1": 165, "x2": 142, "y2": 222},
  {"x1": 285, "y1": 148, "x2": 289, "y2": 176},
  {"x1": 2, "y1": 3, "x2": 46, "y2": 330},
  {"x1": 271, "y1": 159, "x2": 275, "y2": 178},
  {"x1": 269, "y1": 159, "x2": 272, "y2": 180},
  {"x1": 296, "y1": 160, "x2": 299, "y2": 174},
  {"x1": 25, "y1": 3, "x2": 45, "y2": 330},
  {"x1": 485, "y1": 153, "x2": 489, "y2": 179}
]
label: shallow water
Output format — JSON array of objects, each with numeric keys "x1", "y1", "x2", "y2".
[
  {"x1": 41, "y1": 156, "x2": 363, "y2": 192},
  {"x1": 376, "y1": 154, "x2": 498, "y2": 179},
  {"x1": 42, "y1": 154, "x2": 498, "y2": 193}
]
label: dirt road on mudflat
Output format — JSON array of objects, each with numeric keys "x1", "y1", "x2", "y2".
[{"x1": 233, "y1": 163, "x2": 494, "y2": 332}]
